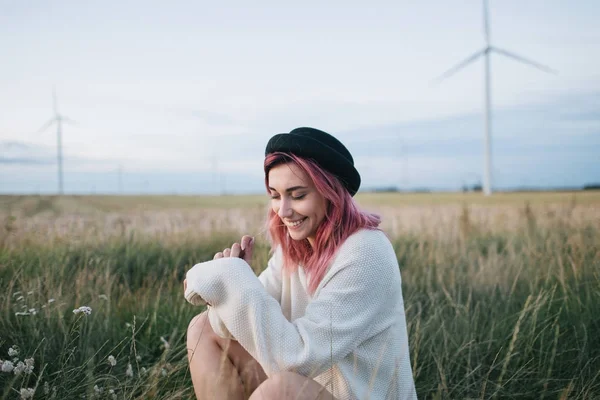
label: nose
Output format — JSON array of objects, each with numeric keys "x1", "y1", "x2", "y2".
[{"x1": 277, "y1": 197, "x2": 293, "y2": 219}]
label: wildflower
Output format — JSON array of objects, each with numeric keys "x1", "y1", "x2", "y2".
[
  {"x1": 8, "y1": 347, "x2": 19, "y2": 357},
  {"x1": 135, "y1": 355, "x2": 141, "y2": 361},
  {"x1": 48, "y1": 298, "x2": 56, "y2": 303},
  {"x1": 15, "y1": 312, "x2": 31, "y2": 316},
  {"x1": 99, "y1": 294, "x2": 108, "y2": 300},
  {"x1": 109, "y1": 389, "x2": 117, "y2": 400},
  {"x1": 16, "y1": 296, "x2": 24, "y2": 302},
  {"x1": 107, "y1": 355, "x2": 116, "y2": 366},
  {"x1": 161, "y1": 368, "x2": 167, "y2": 377},
  {"x1": 44, "y1": 382, "x2": 50, "y2": 395},
  {"x1": 160, "y1": 336, "x2": 170, "y2": 350},
  {"x1": 73, "y1": 306, "x2": 92, "y2": 315},
  {"x1": 141, "y1": 367, "x2": 147, "y2": 375},
  {"x1": 20, "y1": 388, "x2": 35, "y2": 399},
  {"x1": 14, "y1": 361, "x2": 26, "y2": 375},
  {"x1": 93, "y1": 385, "x2": 103, "y2": 394},
  {"x1": 1, "y1": 360, "x2": 14, "y2": 373},
  {"x1": 126, "y1": 363, "x2": 133, "y2": 378},
  {"x1": 27, "y1": 291, "x2": 34, "y2": 295},
  {"x1": 24, "y1": 358, "x2": 34, "y2": 374},
  {"x1": 13, "y1": 291, "x2": 21, "y2": 297},
  {"x1": 28, "y1": 308, "x2": 37, "y2": 315}
]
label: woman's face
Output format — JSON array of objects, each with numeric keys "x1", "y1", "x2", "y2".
[{"x1": 268, "y1": 162, "x2": 328, "y2": 247}]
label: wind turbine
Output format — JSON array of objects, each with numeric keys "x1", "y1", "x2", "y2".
[
  {"x1": 433, "y1": 0, "x2": 556, "y2": 196},
  {"x1": 37, "y1": 89, "x2": 75, "y2": 195}
]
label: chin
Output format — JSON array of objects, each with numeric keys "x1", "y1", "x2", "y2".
[{"x1": 288, "y1": 231, "x2": 308, "y2": 241}]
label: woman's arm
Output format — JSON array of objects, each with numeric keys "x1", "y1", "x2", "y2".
[
  {"x1": 197, "y1": 245, "x2": 284, "y2": 339},
  {"x1": 185, "y1": 230, "x2": 401, "y2": 377}
]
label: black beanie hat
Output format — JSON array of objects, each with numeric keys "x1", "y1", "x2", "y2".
[{"x1": 265, "y1": 127, "x2": 361, "y2": 196}]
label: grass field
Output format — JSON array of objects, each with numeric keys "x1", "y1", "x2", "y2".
[{"x1": 1, "y1": 192, "x2": 599, "y2": 399}]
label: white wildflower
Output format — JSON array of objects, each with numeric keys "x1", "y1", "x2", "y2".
[
  {"x1": 44, "y1": 382, "x2": 50, "y2": 395},
  {"x1": 93, "y1": 385, "x2": 103, "y2": 394},
  {"x1": 1, "y1": 360, "x2": 14, "y2": 373},
  {"x1": 16, "y1": 296, "x2": 24, "y2": 301},
  {"x1": 24, "y1": 357, "x2": 34, "y2": 374},
  {"x1": 109, "y1": 389, "x2": 117, "y2": 400},
  {"x1": 28, "y1": 308, "x2": 37, "y2": 315},
  {"x1": 13, "y1": 291, "x2": 21, "y2": 297},
  {"x1": 48, "y1": 298, "x2": 56, "y2": 303},
  {"x1": 125, "y1": 363, "x2": 133, "y2": 378},
  {"x1": 20, "y1": 388, "x2": 35, "y2": 399},
  {"x1": 141, "y1": 367, "x2": 147, "y2": 375},
  {"x1": 73, "y1": 306, "x2": 92, "y2": 315},
  {"x1": 8, "y1": 347, "x2": 19, "y2": 357},
  {"x1": 99, "y1": 294, "x2": 109, "y2": 300},
  {"x1": 161, "y1": 368, "x2": 167, "y2": 377},
  {"x1": 15, "y1": 312, "x2": 31, "y2": 316},
  {"x1": 27, "y1": 291, "x2": 34, "y2": 296},
  {"x1": 160, "y1": 336, "x2": 170, "y2": 350},
  {"x1": 135, "y1": 355, "x2": 141, "y2": 361},
  {"x1": 14, "y1": 361, "x2": 26, "y2": 375},
  {"x1": 107, "y1": 355, "x2": 116, "y2": 366}
]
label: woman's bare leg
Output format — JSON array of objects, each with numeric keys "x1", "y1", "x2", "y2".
[
  {"x1": 187, "y1": 311, "x2": 268, "y2": 400},
  {"x1": 249, "y1": 371, "x2": 337, "y2": 400}
]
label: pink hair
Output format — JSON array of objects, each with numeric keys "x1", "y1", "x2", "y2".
[{"x1": 264, "y1": 152, "x2": 381, "y2": 294}]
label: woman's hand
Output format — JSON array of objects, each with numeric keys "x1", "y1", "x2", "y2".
[{"x1": 213, "y1": 235, "x2": 254, "y2": 265}]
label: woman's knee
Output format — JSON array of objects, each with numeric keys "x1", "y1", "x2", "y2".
[{"x1": 187, "y1": 311, "x2": 214, "y2": 350}]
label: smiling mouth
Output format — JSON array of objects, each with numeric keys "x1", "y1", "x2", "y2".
[{"x1": 286, "y1": 217, "x2": 307, "y2": 228}]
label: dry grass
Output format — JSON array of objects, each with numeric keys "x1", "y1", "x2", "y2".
[{"x1": 0, "y1": 192, "x2": 599, "y2": 399}]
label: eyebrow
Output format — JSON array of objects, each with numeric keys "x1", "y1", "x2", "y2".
[{"x1": 268, "y1": 185, "x2": 308, "y2": 193}]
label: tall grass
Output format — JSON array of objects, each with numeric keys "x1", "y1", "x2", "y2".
[{"x1": 0, "y1": 195, "x2": 599, "y2": 399}]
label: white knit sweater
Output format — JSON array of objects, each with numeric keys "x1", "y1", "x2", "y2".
[{"x1": 185, "y1": 228, "x2": 417, "y2": 400}]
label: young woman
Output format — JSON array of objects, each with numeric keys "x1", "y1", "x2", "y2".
[{"x1": 184, "y1": 127, "x2": 417, "y2": 400}]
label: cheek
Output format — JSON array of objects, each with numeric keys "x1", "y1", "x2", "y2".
[{"x1": 307, "y1": 198, "x2": 327, "y2": 221}]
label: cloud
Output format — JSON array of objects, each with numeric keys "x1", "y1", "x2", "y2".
[
  {"x1": 3, "y1": 90, "x2": 598, "y2": 193},
  {"x1": 0, "y1": 140, "x2": 119, "y2": 168}
]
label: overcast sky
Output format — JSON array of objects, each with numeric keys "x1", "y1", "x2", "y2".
[{"x1": 1, "y1": 0, "x2": 599, "y2": 194}]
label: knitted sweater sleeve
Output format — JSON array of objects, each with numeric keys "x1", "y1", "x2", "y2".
[
  {"x1": 185, "y1": 230, "x2": 400, "y2": 377},
  {"x1": 205, "y1": 247, "x2": 284, "y2": 339}
]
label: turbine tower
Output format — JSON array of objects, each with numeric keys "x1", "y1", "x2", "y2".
[
  {"x1": 434, "y1": 0, "x2": 556, "y2": 196},
  {"x1": 38, "y1": 88, "x2": 75, "y2": 195}
]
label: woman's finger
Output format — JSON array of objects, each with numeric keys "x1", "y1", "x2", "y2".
[
  {"x1": 241, "y1": 235, "x2": 252, "y2": 251},
  {"x1": 223, "y1": 248, "x2": 231, "y2": 257},
  {"x1": 214, "y1": 252, "x2": 224, "y2": 259},
  {"x1": 242, "y1": 236, "x2": 254, "y2": 265},
  {"x1": 230, "y1": 243, "x2": 241, "y2": 258}
]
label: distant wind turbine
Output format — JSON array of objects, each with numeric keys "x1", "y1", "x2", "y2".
[
  {"x1": 37, "y1": 89, "x2": 75, "y2": 195},
  {"x1": 433, "y1": 0, "x2": 556, "y2": 196}
]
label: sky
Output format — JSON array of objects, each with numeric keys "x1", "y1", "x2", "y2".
[{"x1": 1, "y1": 0, "x2": 599, "y2": 194}]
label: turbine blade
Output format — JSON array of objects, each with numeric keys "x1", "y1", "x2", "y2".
[
  {"x1": 62, "y1": 116, "x2": 77, "y2": 125},
  {"x1": 37, "y1": 118, "x2": 56, "y2": 133},
  {"x1": 483, "y1": 0, "x2": 490, "y2": 44},
  {"x1": 431, "y1": 49, "x2": 486, "y2": 85},
  {"x1": 492, "y1": 47, "x2": 558, "y2": 74}
]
